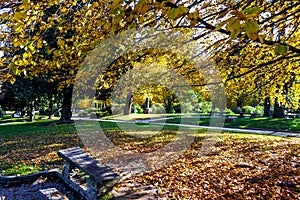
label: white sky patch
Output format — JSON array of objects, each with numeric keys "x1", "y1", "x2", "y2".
[{"x1": 0, "y1": 8, "x2": 11, "y2": 58}]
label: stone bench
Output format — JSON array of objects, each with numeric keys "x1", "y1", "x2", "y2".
[{"x1": 58, "y1": 147, "x2": 120, "y2": 200}]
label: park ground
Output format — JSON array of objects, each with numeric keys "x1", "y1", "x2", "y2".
[{"x1": 0, "y1": 115, "x2": 299, "y2": 199}]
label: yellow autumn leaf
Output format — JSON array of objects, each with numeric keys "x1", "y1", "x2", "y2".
[
  {"x1": 57, "y1": 39, "x2": 65, "y2": 47},
  {"x1": 135, "y1": 3, "x2": 150, "y2": 14},
  {"x1": 230, "y1": 28, "x2": 242, "y2": 39},
  {"x1": 226, "y1": 18, "x2": 241, "y2": 32},
  {"x1": 9, "y1": 77, "x2": 16, "y2": 84},
  {"x1": 188, "y1": 11, "x2": 199, "y2": 27},
  {"x1": 37, "y1": 40, "x2": 43, "y2": 48},
  {"x1": 167, "y1": 6, "x2": 188, "y2": 20},
  {"x1": 274, "y1": 44, "x2": 289, "y2": 55},
  {"x1": 258, "y1": 34, "x2": 266, "y2": 43},
  {"x1": 12, "y1": 66, "x2": 19, "y2": 75},
  {"x1": 23, "y1": 52, "x2": 29, "y2": 59},
  {"x1": 111, "y1": 0, "x2": 123, "y2": 10},
  {"x1": 13, "y1": 22, "x2": 24, "y2": 33},
  {"x1": 26, "y1": 44, "x2": 35, "y2": 53},
  {"x1": 215, "y1": 20, "x2": 230, "y2": 31},
  {"x1": 245, "y1": 20, "x2": 259, "y2": 39},
  {"x1": 61, "y1": 7, "x2": 68, "y2": 13},
  {"x1": 248, "y1": 32, "x2": 258, "y2": 40},
  {"x1": 14, "y1": 12, "x2": 26, "y2": 21}
]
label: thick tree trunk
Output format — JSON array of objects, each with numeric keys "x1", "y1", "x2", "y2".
[
  {"x1": 60, "y1": 86, "x2": 73, "y2": 122},
  {"x1": 273, "y1": 97, "x2": 285, "y2": 118},
  {"x1": 124, "y1": 92, "x2": 133, "y2": 115}
]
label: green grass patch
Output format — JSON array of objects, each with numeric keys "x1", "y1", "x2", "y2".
[
  {"x1": 103, "y1": 113, "x2": 208, "y2": 121},
  {"x1": 2, "y1": 164, "x2": 40, "y2": 176},
  {"x1": 163, "y1": 116, "x2": 300, "y2": 132},
  {"x1": 0, "y1": 120, "x2": 81, "y2": 175},
  {"x1": 226, "y1": 117, "x2": 300, "y2": 132}
]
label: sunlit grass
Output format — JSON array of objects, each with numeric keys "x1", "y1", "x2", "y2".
[
  {"x1": 164, "y1": 116, "x2": 300, "y2": 132},
  {"x1": 103, "y1": 113, "x2": 203, "y2": 121}
]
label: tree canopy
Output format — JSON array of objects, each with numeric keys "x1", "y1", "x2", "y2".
[{"x1": 0, "y1": 0, "x2": 299, "y2": 113}]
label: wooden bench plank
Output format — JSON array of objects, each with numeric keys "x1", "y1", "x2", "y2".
[{"x1": 58, "y1": 147, "x2": 120, "y2": 187}]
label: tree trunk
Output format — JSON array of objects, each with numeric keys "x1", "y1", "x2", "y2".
[
  {"x1": 29, "y1": 101, "x2": 35, "y2": 122},
  {"x1": 263, "y1": 96, "x2": 271, "y2": 117},
  {"x1": 48, "y1": 97, "x2": 53, "y2": 119},
  {"x1": 60, "y1": 86, "x2": 73, "y2": 122},
  {"x1": 124, "y1": 92, "x2": 133, "y2": 115},
  {"x1": 273, "y1": 97, "x2": 284, "y2": 118}
]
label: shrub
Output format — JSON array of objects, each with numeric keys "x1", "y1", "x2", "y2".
[
  {"x1": 151, "y1": 104, "x2": 165, "y2": 114},
  {"x1": 131, "y1": 104, "x2": 144, "y2": 114},
  {"x1": 173, "y1": 104, "x2": 181, "y2": 113},
  {"x1": 243, "y1": 105, "x2": 264, "y2": 115},
  {"x1": 198, "y1": 101, "x2": 212, "y2": 114},
  {"x1": 96, "y1": 111, "x2": 110, "y2": 118},
  {"x1": 179, "y1": 102, "x2": 194, "y2": 113},
  {"x1": 225, "y1": 108, "x2": 235, "y2": 115},
  {"x1": 169, "y1": 107, "x2": 175, "y2": 114}
]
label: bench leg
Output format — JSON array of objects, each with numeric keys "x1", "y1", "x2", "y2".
[
  {"x1": 62, "y1": 162, "x2": 74, "y2": 180},
  {"x1": 86, "y1": 177, "x2": 98, "y2": 200}
]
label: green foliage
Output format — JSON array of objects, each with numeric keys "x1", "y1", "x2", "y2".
[
  {"x1": 225, "y1": 108, "x2": 235, "y2": 115},
  {"x1": 101, "y1": 193, "x2": 114, "y2": 200},
  {"x1": 96, "y1": 111, "x2": 111, "y2": 118},
  {"x1": 179, "y1": 102, "x2": 194, "y2": 113},
  {"x1": 131, "y1": 104, "x2": 144, "y2": 114},
  {"x1": 245, "y1": 20, "x2": 259, "y2": 38},
  {"x1": 167, "y1": 6, "x2": 188, "y2": 20},
  {"x1": 198, "y1": 101, "x2": 212, "y2": 114},
  {"x1": 274, "y1": 44, "x2": 289, "y2": 56},
  {"x1": 151, "y1": 104, "x2": 165, "y2": 114},
  {"x1": 169, "y1": 107, "x2": 175, "y2": 114},
  {"x1": 243, "y1": 105, "x2": 264, "y2": 115},
  {"x1": 243, "y1": 7, "x2": 261, "y2": 14}
]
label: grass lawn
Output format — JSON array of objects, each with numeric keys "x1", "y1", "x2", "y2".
[
  {"x1": 103, "y1": 113, "x2": 208, "y2": 121},
  {"x1": 0, "y1": 120, "x2": 81, "y2": 175},
  {"x1": 163, "y1": 116, "x2": 300, "y2": 132},
  {"x1": 0, "y1": 119, "x2": 299, "y2": 199}
]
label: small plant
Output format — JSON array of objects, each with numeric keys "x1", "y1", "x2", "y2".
[{"x1": 101, "y1": 193, "x2": 114, "y2": 200}]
